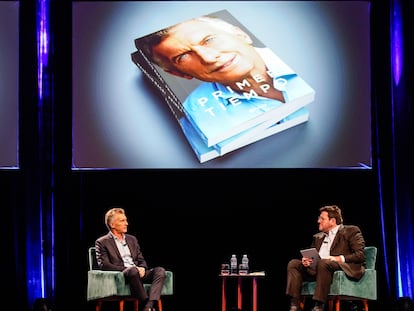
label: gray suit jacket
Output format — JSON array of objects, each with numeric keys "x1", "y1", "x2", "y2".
[
  {"x1": 311, "y1": 224, "x2": 366, "y2": 279},
  {"x1": 95, "y1": 232, "x2": 148, "y2": 271}
]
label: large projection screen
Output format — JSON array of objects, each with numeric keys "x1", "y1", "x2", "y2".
[
  {"x1": 72, "y1": 1, "x2": 372, "y2": 169},
  {"x1": 0, "y1": 0, "x2": 19, "y2": 169}
]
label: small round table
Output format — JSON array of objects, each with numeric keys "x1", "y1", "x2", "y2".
[{"x1": 219, "y1": 272, "x2": 265, "y2": 311}]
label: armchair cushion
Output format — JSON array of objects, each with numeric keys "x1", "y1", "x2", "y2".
[
  {"x1": 87, "y1": 269, "x2": 174, "y2": 301},
  {"x1": 87, "y1": 270, "x2": 131, "y2": 300},
  {"x1": 301, "y1": 246, "x2": 378, "y2": 301},
  {"x1": 301, "y1": 269, "x2": 377, "y2": 300}
]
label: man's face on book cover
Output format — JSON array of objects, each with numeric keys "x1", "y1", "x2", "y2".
[{"x1": 152, "y1": 18, "x2": 265, "y2": 85}]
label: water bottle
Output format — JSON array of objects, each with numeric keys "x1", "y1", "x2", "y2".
[
  {"x1": 240, "y1": 254, "x2": 249, "y2": 275},
  {"x1": 230, "y1": 254, "x2": 238, "y2": 274}
]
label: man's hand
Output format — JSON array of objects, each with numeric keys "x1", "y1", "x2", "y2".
[
  {"x1": 137, "y1": 266, "x2": 145, "y2": 278},
  {"x1": 302, "y1": 257, "x2": 313, "y2": 267}
]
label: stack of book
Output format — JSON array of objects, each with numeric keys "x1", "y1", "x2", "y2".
[{"x1": 131, "y1": 9, "x2": 315, "y2": 163}]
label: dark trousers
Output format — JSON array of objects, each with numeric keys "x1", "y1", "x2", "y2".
[
  {"x1": 286, "y1": 258, "x2": 341, "y2": 304},
  {"x1": 123, "y1": 266, "x2": 166, "y2": 302}
]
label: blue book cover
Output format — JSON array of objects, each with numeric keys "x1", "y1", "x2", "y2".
[
  {"x1": 134, "y1": 9, "x2": 315, "y2": 147},
  {"x1": 180, "y1": 107, "x2": 310, "y2": 163},
  {"x1": 131, "y1": 49, "x2": 310, "y2": 163},
  {"x1": 214, "y1": 107, "x2": 310, "y2": 157}
]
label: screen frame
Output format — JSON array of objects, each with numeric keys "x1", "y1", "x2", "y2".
[
  {"x1": 0, "y1": 0, "x2": 19, "y2": 169},
  {"x1": 69, "y1": 0, "x2": 379, "y2": 170}
]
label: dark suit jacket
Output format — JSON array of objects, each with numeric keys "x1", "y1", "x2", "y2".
[
  {"x1": 311, "y1": 224, "x2": 366, "y2": 279},
  {"x1": 95, "y1": 232, "x2": 148, "y2": 271}
]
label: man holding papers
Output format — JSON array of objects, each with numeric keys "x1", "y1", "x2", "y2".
[{"x1": 285, "y1": 205, "x2": 366, "y2": 311}]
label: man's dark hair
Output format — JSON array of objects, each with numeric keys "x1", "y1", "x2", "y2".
[
  {"x1": 320, "y1": 205, "x2": 343, "y2": 224},
  {"x1": 135, "y1": 15, "x2": 243, "y2": 71},
  {"x1": 137, "y1": 28, "x2": 170, "y2": 67}
]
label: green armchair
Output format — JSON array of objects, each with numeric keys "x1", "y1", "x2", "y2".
[
  {"x1": 87, "y1": 247, "x2": 174, "y2": 311},
  {"x1": 300, "y1": 246, "x2": 377, "y2": 311}
]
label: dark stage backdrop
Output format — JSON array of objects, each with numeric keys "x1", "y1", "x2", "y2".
[
  {"x1": 72, "y1": 1, "x2": 372, "y2": 169},
  {"x1": 74, "y1": 169, "x2": 382, "y2": 311},
  {"x1": 10, "y1": 0, "x2": 399, "y2": 310}
]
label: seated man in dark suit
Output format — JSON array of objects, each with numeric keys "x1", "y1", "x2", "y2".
[
  {"x1": 286, "y1": 205, "x2": 366, "y2": 311},
  {"x1": 95, "y1": 207, "x2": 166, "y2": 311}
]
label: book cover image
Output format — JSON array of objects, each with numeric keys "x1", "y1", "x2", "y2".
[
  {"x1": 131, "y1": 48, "x2": 310, "y2": 163},
  {"x1": 181, "y1": 107, "x2": 310, "y2": 163},
  {"x1": 132, "y1": 9, "x2": 315, "y2": 161}
]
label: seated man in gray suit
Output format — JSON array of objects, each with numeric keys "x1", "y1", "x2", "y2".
[{"x1": 95, "y1": 207, "x2": 166, "y2": 311}]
